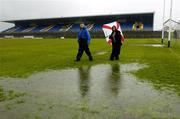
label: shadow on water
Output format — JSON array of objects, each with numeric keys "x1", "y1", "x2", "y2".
[
  {"x1": 107, "y1": 64, "x2": 121, "y2": 97},
  {"x1": 78, "y1": 64, "x2": 121, "y2": 98},
  {"x1": 0, "y1": 63, "x2": 180, "y2": 119},
  {"x1": 78, "y1": 66, "x2": 91, "y2": 98}
]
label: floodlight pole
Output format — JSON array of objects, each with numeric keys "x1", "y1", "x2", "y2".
[
  {"x1": 161, "y1": 0, "x2": 166, "y2": 44},
  {"x1": 168, "y1": 0, "x2": 173, "y2": 47}
]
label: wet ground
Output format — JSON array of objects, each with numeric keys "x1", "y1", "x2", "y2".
[
  {"x1": 0, "y1": 63, "x2": 180, "y2": 119},
  {"x1": 96, "y1": 51, "x2": 108, "y2": 55},
  {"x1": 130, "y1": 44, "x2": 165, "y2": 48}
]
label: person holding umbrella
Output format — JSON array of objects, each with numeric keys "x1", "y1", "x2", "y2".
[
  {"x1": 75, "y1": 23, "x2": 93, "y2": 61},
  {"x1": 109, "y1": 25, "x2": 122, "y2": 60}
]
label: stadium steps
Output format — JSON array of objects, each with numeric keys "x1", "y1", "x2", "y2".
[
  {"x1": 87, "y1": 24, "x2": 94, "y2": 31},
  {"x1": 40, "y1": 25, "x2": 55, "y2": 32},
  {"x1": 66, "y1": 25, "x2": 73, "y2": 31},
  {"x1": 31, "y1": 26, "x2": 46, "y2": 32},
  {"x1": 15, "y1": 26, "x2": 29, "y2": 32},
  {"x1": 2, "y1": 27, "x2": 15, "y2": 33},
  {"x1": 4, "y1": 27, "x2": 19, "y2": 33},
  {"x1": 59, "y1": 25, "x2": 72, "y2": 32},
  {"x1": 23, "y1": 26, "x2": 37, "y2": 32},
  {"x1": 48, "y1": 25, "x2": 62, "y2": 32}
]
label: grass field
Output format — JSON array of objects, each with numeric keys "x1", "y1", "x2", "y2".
[
  {"x1": 0, "y1": 38, "x2": 180, "y2": 118},
  {"x1": 0, "y1": 38, "x2": 180, "y2": 91},
  {"x1": 1, "y1": 38, "x2": 180, "y2": 77}
]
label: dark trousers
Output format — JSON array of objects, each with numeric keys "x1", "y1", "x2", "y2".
[
  {"x1": 76, "y1": 40, "x2": 92, "y2": 61},
  {"x1": 110, "y1": 44, "x2": 121, "y2": 60}
]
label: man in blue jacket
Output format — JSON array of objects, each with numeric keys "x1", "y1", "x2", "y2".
[{"x1": 75, "y1": 23, "x2": 93, "y2": 61}]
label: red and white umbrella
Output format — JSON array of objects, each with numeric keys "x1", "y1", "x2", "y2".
[{"x1": 102, "y1": 21, "x2": 125, "y2": 45}]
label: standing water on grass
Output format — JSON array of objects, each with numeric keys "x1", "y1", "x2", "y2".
[{"x1": 0, "y1": 63, "x2": 180, "y2": 119}]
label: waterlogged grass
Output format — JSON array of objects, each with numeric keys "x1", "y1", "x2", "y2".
[
  {"x1": 0, "y1": 41, "x2": 180, "y2": 119},
  {"x1": 131, "y1": 39, "x2": 180, "y2": 94},
  {"x1": 0, "y1": 86, "x2": 5, "y2": 101},
  {"x1": 0, "y1": 63, "x2": 179, "y2": 119},
  {"x1": 0, "y1": 38, "x2": 180, "y2": 93},
  {"x1": 0, "y1": 85, "x2": 25, "y2": 102}
]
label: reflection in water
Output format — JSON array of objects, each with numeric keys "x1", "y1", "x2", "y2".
[
  {"x1": 0, "y1": 63, "x2": 180, "y2": 119},
  {"x1": 107, "y1": 64, "x2": 121, "y2": 97},
  {"x1": 78, "y1": 66, "x2": 91, "y2": 97}
]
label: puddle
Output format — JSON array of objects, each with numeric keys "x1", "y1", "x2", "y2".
[
  {"x1": 130, "y1": 44, "x2": 165, "y2": 48},
  {"x1": 0, "y1": 63, "x2": 180, "y2": 119},
  {"x1": 95, "y1": 51, "x2": 108, "y2": 55}
]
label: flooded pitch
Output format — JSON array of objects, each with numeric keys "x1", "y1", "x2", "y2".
[
  {"x1": 130, "y1": 44, "x2": 165, "y2": 48},
  {"x1": 0, "y1": 63, "x2": 180, "y2": 119}
]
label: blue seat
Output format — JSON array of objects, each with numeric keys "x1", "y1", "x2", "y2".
[
  {"x1": 92, "y1": 24, "x2": 102, "y2": 31},
  {"x1": 15, "y1": 26, "x2": 30, "y2": 32},
  {"x1": 31, "y1": 26, "x2": 46, "y2": 32},
  {"x1": 70, "y1": 24, "x2": 80, "y2": 32},
  {"x1": 144, "y1": 24, "x2": 153, "y2": 30},
  {"x1": 48, "y1": 25, "x2": 62, "y2": 32},
  {"x1": 121, "y1": 23, "x2": 133, "y2": 31}
]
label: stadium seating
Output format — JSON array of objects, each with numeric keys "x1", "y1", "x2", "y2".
[
  {"x1": 144, "y1": 24, "x2": 153, "y2": 30},
  {"x1": 1, "y1": 13, "x2": 154, "y2": 34},
  {"x1": 59, "y1": 25, "x2": 72, "y2": 32},
  {"x1": 92, "y1": 24, "x2": 103, "y2": 31},
  {"x1": 87, "y1": 24, "x2": 94, "y2": 31},
  {"x1": 3, "y1": 27, "x2": 19, "y2": 33},
  {"x1": 40, "y1": 25, "x2": 55, "y2": 32},
  {"x1": 15, "y1": 26, "x2": 30, "y2": 32},
  {"x1": 70, "y1": 23, "x2": 94, "y2": 32},
  {"x1": 2, "y1": 23, "x2": 153, "y2": 33},
  {"x1": 23, "y1": 26, "x2": 36, "y2": 32},
  {"x1": 48, "y1": 25, "x2": 62, "y2": 32},
  {"x1": 31, "y1": 26, "x2": 46, "y2": 32},
  {"x1": 121, "y1": 23, "x2": 133, "y2": 31},
  {"x1": 70, "y1": 24, "x2": 80, "y2": 32}
]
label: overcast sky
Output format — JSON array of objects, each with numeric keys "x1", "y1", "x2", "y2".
[{"x1": 0, "y1": 0, "x2": 180, "y2": 31}]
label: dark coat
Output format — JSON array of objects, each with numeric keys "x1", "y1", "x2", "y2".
[{"x1": 109, "y1": 30, "x2": 122, "y2": 46}]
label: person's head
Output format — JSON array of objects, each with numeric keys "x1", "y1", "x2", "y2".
[
  {"x1": 80, "y1": 22, "x2": 85, "y2": 29},
  {"x1": 112, "y1": 26, "x2": 117, "y2": 31}
]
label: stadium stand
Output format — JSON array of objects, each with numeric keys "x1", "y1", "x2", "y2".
[
  {"x1": 0, "y1": 13, "x2": 159, "y2": 38},
  {"x1": 9, "y1": 23, "x2": 151, "y2": 32}
]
